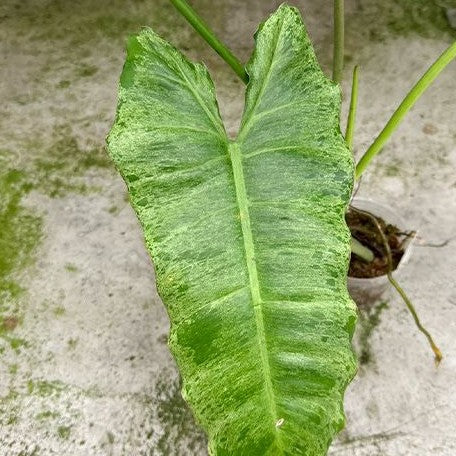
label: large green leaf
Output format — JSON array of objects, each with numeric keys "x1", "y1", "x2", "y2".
[{"x1": 107, "y1": 4, "x2": 357, "y2": 455}]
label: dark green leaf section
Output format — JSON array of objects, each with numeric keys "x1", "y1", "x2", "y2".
[{"x1": 108, "y1": 5, "x2": 357, "y2": 455}]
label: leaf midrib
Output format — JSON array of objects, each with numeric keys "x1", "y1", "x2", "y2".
[
  {"x1": 228, "y1": 141, "x2": 281, "y2": 448},
  {"x1": 237, "y1": 19, "x2": 284, "y2": 143}
]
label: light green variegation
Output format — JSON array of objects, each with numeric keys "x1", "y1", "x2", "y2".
[{"x1": 108, "y1": 5, "x2": 357, "y2": 455}]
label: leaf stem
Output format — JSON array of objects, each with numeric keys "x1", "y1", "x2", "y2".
[
  {"x1": 355, "y1": 41, "x2": 456, "y2": 179},
  {"x1": 332, "y1": 0, "x2": 344, "y2": 84},
  {"x1": 345, "y1": 66, "x2": 359, "y2": 149},
  {"x1": 169, "y1": 0, "x2": 248, "y2": 83},
  {"x1": 350, "y1": 236, "x2": 374, "y2": 262}
]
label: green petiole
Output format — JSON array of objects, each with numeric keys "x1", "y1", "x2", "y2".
[
  {"x1": 345, "y1": 65, "x2": 359, "y2": 150},
  {"x1": 169, "y1": 0, "x2": 248, "y2": 83},
  {"x1": 332, "y1": 0, "x2": 345, "y2": 84},
  {"x1": 351, "y1": 237, "x2": 375, "y2": 262},
  {"x1": 356, "y1": 41, "x2": 456, "y2": 179}
]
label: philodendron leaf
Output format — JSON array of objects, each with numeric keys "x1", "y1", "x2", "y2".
[{"x1": 108, "y1": 4, "x2": 357, "y2": 455}]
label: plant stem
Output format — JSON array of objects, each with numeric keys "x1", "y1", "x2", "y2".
[
  {"x1": 351, "y1": 206, "x2": 442, "y2": 364},
  {"x1": 344, "y1": 67, "x2": 375, "y2": 262},
  {"x1": 351, "y1": 236, "x2": 374, "y2": 262},
  {"x1": 332, "y1": 0, "x2": 344, "y2": 84},
  {"x1": 355, "y1": 41, "x2": 456, "y2": 179},
  {"x1": 345, "y1": 66, "x2": 359, "y2": 149},
  {"x1": 169, "y1": 0, "x2": 248, "y2": 83}
]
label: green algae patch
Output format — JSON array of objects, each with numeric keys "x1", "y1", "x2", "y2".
[
  {"x1": 385, "y1": 0, "x2": 455, "y2": 37},
  {"x1": 0, "y1": 128, "x2": 113, "y2": 333},
  {"x1": 35, "y1": 410, "x2": 60, "y2": 421},
  {"x1": 32, "y1": 129, "x2": 113, "y2": 198},
  {"x1": 0, "y1": 389, "x2": 20, "y2": 428},
  {"x1": 57, "y1": 425, "x2": 72, "y2": 440},
  {"x1": 53, "y1": 306, "x2": 66, "y2": 317},
  {"x1": 359, "y1": 301, "x2": 389, "y2": 366},
  {"x1": 64, "y1": 263, "x2": 78, "y2": 273},
  {"x1": 155, "y1": 374, "x2": 206, "y2": 455},
  {"x1": 348, "y1": 0, "x2": 455, "y2": 46},
  {"x1": 67, "y1": 338, "x2": 78, "y2": 349},
  {"x1": 57, "y1": 79, "x2": 71, "y2": 89},
  {"x1": 77, "y1": 64, "x2": 98, "y2": 78},
  {"x1": 0, "y1": 161, "x2": 42, "y2": 310},
  {"x1": 9, "y1": 337, "x2": 28, "y2": 353},
  {"x1": 27, "y1": 380, "x2": 68, "y2": 397}
]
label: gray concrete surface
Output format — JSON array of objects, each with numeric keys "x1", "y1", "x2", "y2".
[{"x1": 0, "y1": 0, "x2": 455, "y2": 455}]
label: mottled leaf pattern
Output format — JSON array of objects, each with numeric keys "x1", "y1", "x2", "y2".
[{"x1": 108, "y1": 5, "x2": 357, "y2": 455}]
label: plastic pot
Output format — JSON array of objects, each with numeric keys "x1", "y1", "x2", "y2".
[{"x1": 347, "y1": 197, "x2": 416, "y2": 306}]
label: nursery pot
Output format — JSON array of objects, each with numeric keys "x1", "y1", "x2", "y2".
[{"x1": 347, "y1": 197, "x2": 416, "y2": 306}]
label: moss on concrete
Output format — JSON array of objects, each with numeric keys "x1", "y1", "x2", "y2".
[
  {"x1": 76, "y1": 64, "x2": 98, "y2": 78},
  {"x1": 32, "y1": 127, "x2": 113, "y2": 198},
  {"x1": 57, "y1": 425, "x2": 71, "y2": 440},
  {"x1": 64, "y1": 263, "x2": 78, "y2": 273},
  {"x1": 35, "y1": 410, "x2": 60, "y2": 421},
  {"x1": 52, "y1": 306, "x2": 66, "y2": 317},
  {"x1": 0, "y1": 125, "x2": 113, "y2": 355},
  {"x1": 386, "y1": 0, "x2": 455, "y2": 37},
  {"x1": 0, "y1": 155, "x2": 42, "y2": 355},
  {"x1": 9, "y1": 337, "x2": 28, "y2": 353},
  {"x1": 347, "y1": 0, "x2": 455, "y2": 53},
  {"x1": 0, "y1": 165, "x2": 42, "y2": 307},
  {"x1": 359, "y1": 301, "x2": 389, "y2": 365},
  {"x1": 67, "y1": 338, "x2": 78, "y2": 350},
  {"x1": 27, "y1": 380, "x2": 68, "y2": 397},
  {"x1": 155, "y1": 374, "x2": 206, "y2": 455}
]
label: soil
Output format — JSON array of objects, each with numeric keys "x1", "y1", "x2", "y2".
[{"x1": 346, "y1": 207, "x2": 414, "y2": 278}]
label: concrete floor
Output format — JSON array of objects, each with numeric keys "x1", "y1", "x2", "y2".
[{"x1": 1, "y1": 0, "x2": 455, "y2": 454}]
